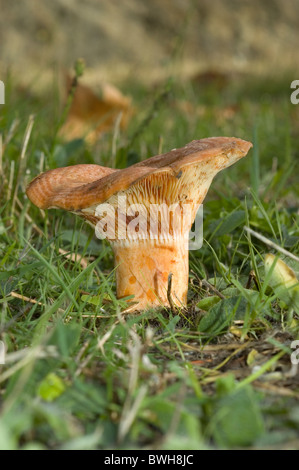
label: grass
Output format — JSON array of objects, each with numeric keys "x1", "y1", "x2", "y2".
[{"x1": 0, "y1": 68, "x2": 299, "y2": 450}]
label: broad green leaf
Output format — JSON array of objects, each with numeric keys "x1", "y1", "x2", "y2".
[
  {"x1": 81, "y1": 294, "x2": 103, "y2": 306},
  {"x1": 212, "y1": 386, "x2": 264, "y2": 447},
  {"x1": 198, "y1": 295, "x2": 253, "y2": 333},
  {"x1": 58, "y1": 379, "x2": 107, "y2": 416}
]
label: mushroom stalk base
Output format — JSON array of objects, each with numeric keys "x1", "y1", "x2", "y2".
[{"x1": 112, "y1": 239, "x2": 189, "y2": 311}]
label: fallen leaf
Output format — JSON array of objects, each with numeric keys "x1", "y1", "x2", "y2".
[
  {"x1": 58, "y1": 247, "x2": 90, "y2": 269},
  {"x1": 229, "y1": 325, "x2": 247, "y2": 338},
  {"x1": 59, "y1": 76, "x2": 133, "y2": 143},
  {"x1": 264, "y1": 254, "x2": 299, "y2": 312}
]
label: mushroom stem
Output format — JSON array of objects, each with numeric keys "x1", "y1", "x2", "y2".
[{"x1": 113, "y1": 238, "x2": 189, "y2": 310}]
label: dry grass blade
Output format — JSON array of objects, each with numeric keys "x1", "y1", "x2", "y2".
[
  {"x1": 117, "y1": 328, "x2": 146, "y2": 443},
  {"x1": 3, "y1": 118, "x2": 20, "y2": 151},
  {"x1": 3, "y1": 345, "x2": 58, "y2": 364},
  {"x1": 58, "y1": 247, "x2": 91, "y2": 269},
  {"x1": 254, "y1": 382, "x2": 299, "y2": 398},
  {"x1": 117, "y1": 385, "x2": 147, "y2": 444},
  {"x1": 0, "y1": 345, "x2": 58, "y2": 384},
  {"x1": 7, "y1": 160, "x2": 15, "y2": 202},
  {"x1": 211, "y1": 341, "x2": 251, "y2": 371},
  {"x1": 244, "y1": 226, "x2": 299, "y2": 263},
  {"x1": 11, "y1": 114, "x2": 34, "y2": 216},
  {"x1": 9, "y1": 291, "x2": 43, "y2": 305}
]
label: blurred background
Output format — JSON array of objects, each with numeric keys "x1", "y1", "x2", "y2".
[{"x1": 1, "y1": 0, "x2": 299, "y2": 90}]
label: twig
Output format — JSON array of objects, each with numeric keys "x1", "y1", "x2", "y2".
[
  {"x1": 244, "y1": 226, "x2": 299, "y2": 263},
  {"x1": 167, "y1": 272, "x2": 177, "y2": 312},
  {"x1": 58, "y1": 247, "x2": 89, "y2": 269}
]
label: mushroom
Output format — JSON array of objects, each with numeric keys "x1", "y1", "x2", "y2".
[
  {"x1": 26, "y1": 137, "x2": 252, "y2": 311},
  {"x1": 59, "y1": 77, "x2": 133, "y2": 143}
]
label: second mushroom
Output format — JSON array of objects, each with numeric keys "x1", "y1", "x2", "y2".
[{"x1": 26, "y1": 137, "x2": 252, "y2": 311}]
